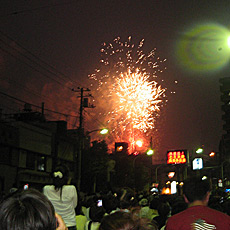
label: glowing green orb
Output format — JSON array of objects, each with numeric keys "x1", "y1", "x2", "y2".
[
  {"x1": 228, "y1": 36, "x2": 230, "y2": 48},
  {"x1": 175, "y1": 23, "x2": 230, "y2": 73}
]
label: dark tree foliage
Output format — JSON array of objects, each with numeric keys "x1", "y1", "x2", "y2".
[{"x1": 81, "y1": 140, "x2": 109, "y2": 193}]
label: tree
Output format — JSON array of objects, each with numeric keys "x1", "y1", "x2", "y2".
[{"x1": 81, "y1": 140, "x2": 109, "y2": 193}]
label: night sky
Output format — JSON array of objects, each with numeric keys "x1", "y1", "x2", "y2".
[{"x1": 1, "y1": 0, "x2": 230, "y2": 163}]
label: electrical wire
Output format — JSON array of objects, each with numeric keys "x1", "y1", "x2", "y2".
[
  {"x1": 0, "y1": 1, "x2": 76, "y2": 18},
  {"x1": 0, "y1": 31, "x2": 89, "y2": 116},
  {"x1": 0, "y1": 40, "x2": 75, "y2": 91},
  {"x1": 84, "y1": 109, "x2": 108, "y2": 130},
  {"x1": 0, "y1": 46, "x2": 71, "y2": 90},
  {"x1": 0, "y1": 91, "x2": 79, "y2": 118},
  {"x1": 0, "y1": 31, "x2": 81, "y2": 87}
]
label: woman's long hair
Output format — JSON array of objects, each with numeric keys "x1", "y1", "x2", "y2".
[{"x1": 52, "y1": 165, "x2": 69, "y2": 200}]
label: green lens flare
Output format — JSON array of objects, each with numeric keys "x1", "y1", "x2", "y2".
[
  {"x1": 228, "y1": 36, "x2": 230, "y2": 48},
  {"x1": 175, "y1": 23, "x2": 230, "y2": 73}
]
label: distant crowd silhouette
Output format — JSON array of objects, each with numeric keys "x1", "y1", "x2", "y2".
[{"x1": 0, "y1": 165, "x2": 230, "y2": 230}]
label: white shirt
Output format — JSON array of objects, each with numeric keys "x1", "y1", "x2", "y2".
[{"x1": 43, "y1": 185, "x2": 78, "y2": 227}]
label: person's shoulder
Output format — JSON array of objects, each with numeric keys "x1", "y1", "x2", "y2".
[
  {"x1": 167, "y1": 208, "x2": 187, "y2": 222},
  {"x1": 63, "y1": 185, "x2": 77, "y2": 191},
  {"x1": 43, "y1": 185, "x2": 53, "y2": 191},
  {"x1": 166, "y1": 211, "x2": 186, "y2": 229},
  {"x1": 206, "y1": 206, "x2": 230, "y2": 218},
  {"x1": 65, "y1": 185, "x2": 76, "y2": 188}
]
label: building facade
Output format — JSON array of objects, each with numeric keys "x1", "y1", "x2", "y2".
[{"x1": 0, "y1": 110, "x2": 79, "y2": 195}]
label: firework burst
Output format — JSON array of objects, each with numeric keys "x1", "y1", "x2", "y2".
[
  {"x1": 89, "y1": 36, "x2": 167, "y2": 153},
  {"x1": 111, "y1": 68, "x2": 165, "y2": 131}
]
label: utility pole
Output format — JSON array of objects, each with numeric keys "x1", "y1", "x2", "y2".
[
  {"x1": 79, "y1": 88, "x2": 84, "y2": 130},
  {"x1": 72, "y1": 87, "x2": 95, "y2": 190}
]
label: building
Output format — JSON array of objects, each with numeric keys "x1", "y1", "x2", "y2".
[
  {"x1": 0, "y1": 107, "x2": 79, "y2": 195},
  {"x1": 220, "y1": 77, "x2": 230, "y2": 160},
  {"x1": 219, "y1": 77, "x2": 230, "y2": 182}
]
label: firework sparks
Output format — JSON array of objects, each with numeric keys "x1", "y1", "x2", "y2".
[
  {"x1": 112, "y1": 68, "x2": 165, "y2": 132},
  {"x1": 89, "y1": 36, "x2": 167, "y2": 152}
]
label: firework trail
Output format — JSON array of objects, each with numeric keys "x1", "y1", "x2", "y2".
[{"x1": 89, "y1": 36, "x2": 167, "y2": 153}]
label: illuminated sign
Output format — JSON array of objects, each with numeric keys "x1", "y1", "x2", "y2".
[
  {"x1": 192, "y1": 158, "x2": 203, "y2": 170},
  {"x1": 117, "y1": 146, "x2": 123, "y2": 152},
  {"x1": 168, "y1": 172, "x2": 175, "y2": 178},
  {"x1": 218, "y1": 179, "x2": 223, "y2": 188},
  {"x1": 167, "y1": 150, "x2": 187, "y2": 164},
  {"x1": 171, "y1": 181, "x2": 177, "y2": 194},
  {"x1": 115, "y1": 142, "x2": 129, "y2": 154}
]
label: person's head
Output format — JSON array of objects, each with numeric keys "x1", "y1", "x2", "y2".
[
  {"x1": 149, "y1": 197, "x2": 160, "y2": 210},
  {"x1": 99, "y1": 211, "x2": 134, "y2": 230},
  {"x1": 89, "y1": 205, "x2": 106, "y2": 222},
  {"x1": 0, "y1": 188, "x2": 56, "y2": 230},
  {"x1": 102, "y1": 194, "x2": 118, "y2": 214},
  {"x1": 139, "y1": 198, "x2": 148, "y2": 207},
  {"x1": 157, "y1": 202, "x2": 171, "y2": 217},
  {"x1": 99, "y1": 211, "x2": 157, "y2": 230},
  {"x1": 171, "y1": 200, "x2": 188, "y2": 215},
  {"x1": 118, "y1": 188, "x2": 135, "y2": 210},
  {"x1": 183, "y1": 177, "x2": 211, "y2": 204},
  {"x1": 52, "y1": 164, "x2": 70, "y2": 190}
]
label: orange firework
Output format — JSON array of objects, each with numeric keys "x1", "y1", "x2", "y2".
[
  {"x1": 89, "y1": 36, "x2": 167, "y2": 152},
  {"x1": 111, "y1": 68, "x2": 165, "y2": 132}
]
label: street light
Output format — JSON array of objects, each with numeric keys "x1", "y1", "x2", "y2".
[
  {"x1": 99, "y1": 128, "x2": 109, "y2": 135},
  {"x1": 86, "y1": 128, "x2": 109, "y2": 135},
  {"x1": 146, "y1": 149, "x2": 154, "y2": 156},
  {"x1": 209, "y1": 151, "x2": 216, "y2": 157},
  {"x1": 196, "y1": 148, "x2": 204, "y2": 154},
  {"x1": 132, "y1": 149, "x2": 154, "y2": 167}
]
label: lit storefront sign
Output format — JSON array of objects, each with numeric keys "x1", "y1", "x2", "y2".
[
  {"x1": 171, "y1": 181, "x2": 177, "y2": 194},
  {"x1": 167, "y1": 150, "x2": 187, "y2": 164},
  {"x1": 192, "y1": 158, "x2": 203, "y2": 170},
  {"x1": 168, "y1": 172, "x2": 175, "y2": 178}
]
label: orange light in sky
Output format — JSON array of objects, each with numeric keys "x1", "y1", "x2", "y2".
[{"x1": 136, "y1": 140, "x2": 143, "y2": 147}]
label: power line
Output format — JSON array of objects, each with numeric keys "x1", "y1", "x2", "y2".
[
  {"x1": 0, "y1": 77, "x2": 52, "y2": 104},
  {"x1": 0, "y1": 1, "x2": 76, "y2": 18},
  {"x1": 0, "y1": 75, "x2": 80, "y2": 118},
  {"x1": 0, "y1": 43, "x2": 81, "y2": 123},
  {"x1": 0, "y1": 46, "x2": 71, "y2": 90},
  {"x1": 0, "y1": 31, "x2": 81, "y2": 87},
  {"x1": 0, "y1": 31, "x2": 91, "y2": 116},
  {"x1": 0, "y1": 91, "x2": 79, "y2": 118},
  {"x1": 0, "y1": 39, "x2": 76, "y2": 91},
  {"x1": 84, "y1": 109, "x2": 107, "y2": 128}
]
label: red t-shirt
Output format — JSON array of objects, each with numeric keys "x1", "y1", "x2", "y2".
[{"x1": 166, "y1": 205, "x2": 230, "y2": 230}]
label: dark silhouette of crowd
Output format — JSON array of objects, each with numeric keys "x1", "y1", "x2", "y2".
[{"x1": 1, "y1": 169, "x2": 230, "y2": 230}]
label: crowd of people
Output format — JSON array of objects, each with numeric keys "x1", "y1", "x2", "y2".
[{"x1": 0, "y1": 164, "x2": 230, "y2": 229}]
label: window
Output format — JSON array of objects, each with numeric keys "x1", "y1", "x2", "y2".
[{"x1": 37, "y1": 155, "x2": 46, "y2": 171}]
